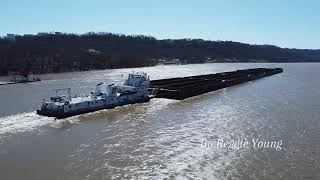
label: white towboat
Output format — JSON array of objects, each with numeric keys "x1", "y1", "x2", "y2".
[{"x1": 37, "y1": 72, "x2": 150, "y2": 118}]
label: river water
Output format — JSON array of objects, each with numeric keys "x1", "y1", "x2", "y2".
[{"x1": 0, "y1": 63, "x2": 319, "y2": 180}]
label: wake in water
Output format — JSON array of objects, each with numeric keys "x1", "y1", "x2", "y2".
[
  {"x1": 0, "y1": 112, "x2": 82, "y2": 139},
  {"x1": 0, "y1": 112, "x2": 54, "y2": 137},
  {"x1": 0, "y1": 99, "x2": 174, "y2": 141}
]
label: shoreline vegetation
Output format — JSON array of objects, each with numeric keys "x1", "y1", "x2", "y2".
[{"x1": 0, "y1": 32, "x2": 319, "y2": 76}]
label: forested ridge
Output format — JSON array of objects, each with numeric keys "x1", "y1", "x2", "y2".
[{"x1": 0, "y1": 32, "x2": 319, "y2": 76}]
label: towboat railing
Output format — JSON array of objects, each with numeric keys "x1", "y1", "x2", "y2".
[{"x1": 54, "y1": 88, "x2": 72, "y2": 100}]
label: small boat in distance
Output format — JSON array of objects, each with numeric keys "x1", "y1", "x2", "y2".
[
  {"x1": 0, "y1": 74, "x2": 41, "y2": 85},
  {"x1": 11, "y1": 74, "x2": 41, "y2": 83},
  {"x1": 37, "y1": 72, "x2": 150, "y2": 119}
]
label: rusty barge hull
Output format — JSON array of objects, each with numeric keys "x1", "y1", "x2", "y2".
[{"x1": 149, "y1": 68, "x2": 283, "y2": 100}]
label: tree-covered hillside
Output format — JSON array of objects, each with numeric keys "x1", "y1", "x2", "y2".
[{"x1": 0, "y1": 32, "x2": 319, "y2": 76}]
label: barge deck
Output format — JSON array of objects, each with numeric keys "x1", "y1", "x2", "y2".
[{"x1": 149, "y1": 68, "x2": 283, "y2": 100}]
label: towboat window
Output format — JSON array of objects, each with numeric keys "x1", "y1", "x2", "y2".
[{"x1": 112, "y1": 88, "x2": 116, "y2": 94}]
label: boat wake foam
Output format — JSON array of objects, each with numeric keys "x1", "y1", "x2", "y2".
[
  {"x1": 0, "y1": 112, "x2": 55, "y2": 138},
  {"x1": 0, "y1": 98, "x2": 174, "y2": 141}
]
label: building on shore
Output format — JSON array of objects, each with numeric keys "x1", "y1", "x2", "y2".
[
  {"x1": 158, "y1": 58, "x2": 181, "y2": 65},
  {"x1": 6, "y1": 34, "x2": 16, "y2": 42}
]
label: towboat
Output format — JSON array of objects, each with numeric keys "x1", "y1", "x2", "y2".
[{"x1": 37, "y1": 72, "x2": 150, "y2": 119}]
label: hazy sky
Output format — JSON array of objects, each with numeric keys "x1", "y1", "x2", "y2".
[{"x1": 1, "y1": 0, "x2": 319, "y2": 49}]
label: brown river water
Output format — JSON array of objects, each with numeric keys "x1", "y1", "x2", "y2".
[{"x1": 0, "y1": 63, "x2": 319, "y2": 180}]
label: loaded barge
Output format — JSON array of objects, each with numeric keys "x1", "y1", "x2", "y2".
[
  {"x1": 149, "y1": 68, "x2": 283, "y2": 100},
  {"x1": 37, "y1": 68, "x2": 282, "y2": 118}
]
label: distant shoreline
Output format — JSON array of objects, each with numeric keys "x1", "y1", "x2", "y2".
[
  {"x1": 1, "y1": 32, "x2": 319, "y2": 76},
  {"x1": 1, "y1": 61, "x2": 319, "y2": 79}
]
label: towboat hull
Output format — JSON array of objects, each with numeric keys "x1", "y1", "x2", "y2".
[{"x1": 37, "y1": 97, "x2": 150, "y2": 119}]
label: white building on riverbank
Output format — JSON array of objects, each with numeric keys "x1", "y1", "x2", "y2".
[{"x1": 6, "y1": 34, "x2": 16, "y2": 42}]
